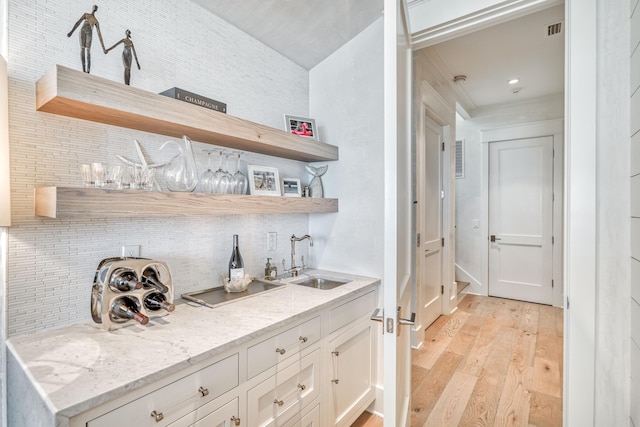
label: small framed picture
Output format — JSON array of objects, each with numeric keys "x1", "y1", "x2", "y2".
[
  {"x1": 247, "y1": 165, "x2": 281, "y2": 196},
  {"x1": 284, "y1": 114, "x2": 319, "y2": 141},
  {"x1": 282, "y1": 178, "x2": 302, "y2": 197}
]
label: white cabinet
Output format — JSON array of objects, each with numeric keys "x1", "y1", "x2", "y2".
[
  {"x1": 169, "y1": 397, "x2": 240, "y2": 427},
  {"x1": 86, "y1": 353, "x2": 239, "y2": 427}
]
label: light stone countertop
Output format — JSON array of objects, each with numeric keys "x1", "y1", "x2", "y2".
[{"x1": 6, "y1": 269, "x2": 379, "y2": 425}]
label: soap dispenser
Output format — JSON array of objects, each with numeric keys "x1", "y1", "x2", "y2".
[{"x1": 264, "y1": 258, "x2": 277, "y2": 280}]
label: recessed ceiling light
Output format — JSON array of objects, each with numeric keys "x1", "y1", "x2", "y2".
[{"x1": 508, "y1": 78, "x2": 520, "y2": 85}]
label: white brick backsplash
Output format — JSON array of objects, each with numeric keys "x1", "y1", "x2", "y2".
[{"x1": 5, "y1": 0, "x2": 314, "y2": 336}]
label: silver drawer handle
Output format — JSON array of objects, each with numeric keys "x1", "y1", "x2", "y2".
[
  {"x1": 331, "y1": 378, "x2": 339, "y2": 384},
  {"x1": 297, "y1": 383, "x2": 306, "y2": 391},
  {"x1": 299, "y1": 335, "x2": 308, "y2": 343},
  {"x1": 231, "y1": 415, "x2": 241, "y2": 426},
  {"x1": 274, "y1": 398, "x2": 284, "y2": 407},
  {"x1": 275, "y1": 347, "x2": 286, "y2": 355},
  {"x1": 150, "y1": 410, "x2": 164, "y2": 422},
  {"x1": 198, "y1": 386, "x2": 209, "y2": 397}
]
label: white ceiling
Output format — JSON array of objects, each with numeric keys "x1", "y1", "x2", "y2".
[{"x1": 192, "y1": 1, "x2": 564, "y2": 114}]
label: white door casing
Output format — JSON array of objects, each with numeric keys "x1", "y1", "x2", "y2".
[
  {"x1": 416, "y1": 115, "x2": 443, "y2": 334},
  {"x1": 382, "y1": 0, "x2": 413, "y2": 425},
  {"x1": 488, "y1": 136, "x2": 554, "y2": 305}
]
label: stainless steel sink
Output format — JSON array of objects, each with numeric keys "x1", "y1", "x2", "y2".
[{"x1": 291, "y1": 276, "x2": 351, "y2": 290}]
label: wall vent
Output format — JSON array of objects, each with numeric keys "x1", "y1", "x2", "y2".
[
  {"x1": 455, "y1": 139, "x2": 464, "y2": 179},
  {"x1": 546, "y1": 21, "x2": 563, "y2": 37}
]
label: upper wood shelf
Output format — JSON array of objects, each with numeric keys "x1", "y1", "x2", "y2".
[
  {"x1": 35, "y1": 65, "x2": 339, "y2": 163},
  {"x1": 34, "y1": 187, "x2": 339, "y2": 219}
]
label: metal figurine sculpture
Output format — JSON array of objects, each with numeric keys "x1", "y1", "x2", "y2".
[
  {"x1": 105, "y1": 29, "x2": 141, "y2": 85},
  {"x1": 67, "y1": 5, "x2": 106, "y2": 73},
  {"x1": 305, "y1": 165, "x2": 328, "y2": 198}
]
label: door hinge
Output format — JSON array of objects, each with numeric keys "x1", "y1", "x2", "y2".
[
  {"x1": 566, "y1": 297, "x2": 570, "y2": 309},
  {"x1": 552, "y1": 279, "x2": 554, "y2": 288},
  {"x1": 441, "y1": 285, "x2": 444, "y2": 294},
  {"x1": 441, "y1": 190, "x2": 445, "y2": 199},
  {"x1": 442, "y1": 142, "x2": 445, "y2": 151},
  {"x1": 441, "y1": 237, "x2": 445, "y2": 247},
  {"x1": 552, "y1": 236, "x2": 555, "y2": 244},
  {"x1": 417, "y1": 233, "x2": 421, "y2": 247}
]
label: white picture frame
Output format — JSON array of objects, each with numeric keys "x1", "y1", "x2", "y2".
[
  {"x1": 247, "y1": 165, "x2": 281, "y2": 196},
  {"x1": 284, "y1": 114, "x2": 319, "y2": 141},
  {"x1": 282, "y1": 178, "x2": 302, "y2": 197}
]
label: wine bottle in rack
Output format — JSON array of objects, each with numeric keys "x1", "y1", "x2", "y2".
[
  {"x1": 142, "y1": 268, "x2": 169, "y2": 293},
  {"x1": 144, "y1": 292, "x2": 175, "y2": 312},
  {"x1": 109, "y1": 268, "x2": 142, "y2": 292},
  {"x1": 228, "y1": 234, "x2": 245, "y2": 280},
  {"x1": 111, "y1": 296, "x2": 149, "y2": 325}
]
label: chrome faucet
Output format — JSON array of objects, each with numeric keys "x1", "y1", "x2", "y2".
[{"x1": 289, "y1": 234, "x2": 313, "y2": 276}]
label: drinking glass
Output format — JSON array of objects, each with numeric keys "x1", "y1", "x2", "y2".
[
  {"x1": 80, "y1": 164, "x2": 93, "y2": 187},
  {"x1": 105, "y1": 165, "x2": 122, "y2": 189},
  {"x1": 230, "y1": 152, "x2": 248, "y2": 195},
  {"x1": 212, "y1": 150, "x2": 230, "y2": 194},
  {"x1": 199, "y1": 149, "x2": 216, "y2": 193},
  {"x1": 92, "y1": 162, "x2": 106, "y2": 188}
]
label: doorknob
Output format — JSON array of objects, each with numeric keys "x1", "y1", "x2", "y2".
[
  {"x1": 397, "y1": 306, "x2": 416, "y2": 326},
  {"x1": 370, "y1": 308, "x2": 383, "y2": 323},
  {"x1": 490, "y1": 235, "x2": 502, "y2": 242}
]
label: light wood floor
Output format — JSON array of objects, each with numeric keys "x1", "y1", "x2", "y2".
[{"x1": 352, "y1": 295, "x2": 563, "y2": 427}]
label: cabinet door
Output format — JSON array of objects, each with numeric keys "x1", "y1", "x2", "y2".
[
  {"x1": 168, "y1": 397, "x2": 240, "y2": 427},
  {"x1": 281, "y1": 404, "x2": 321, "y2": 427},
  {"x1": 329, "y1": 322, "x2": 375, "y2": 426}
]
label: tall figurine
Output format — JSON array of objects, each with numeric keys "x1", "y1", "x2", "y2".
[
  {"x1": 306, "y1": 165, "x2": 328, "y2": 198},
  {"x1": 67, "y1": 5, "x2": 106, "y2": 73},
  {"x1": 105, "y1": 29, "x2": 141, "y2": 85}
]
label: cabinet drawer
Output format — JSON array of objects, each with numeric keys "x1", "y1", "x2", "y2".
[
  {"x1": 88, "y1": 353, "x2": 239, "y2": 427},
  {"x1": 329, "y1": 290, "x2": 376, "y2": 334},
  {"x1": 281, "y1": 403, "x2": 320, "y2": 427},
  {"x1": 248, "y1": 316, "x2": 320, "y2": 378},
  {"x1": 247, "y1": 349, "x2": 320, "y2": 427},
  {"x1": 168, "y1": 397, "x2": 239, "y2": 427}
]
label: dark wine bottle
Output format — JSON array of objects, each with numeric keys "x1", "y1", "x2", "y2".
[
  {"x1": 144, "y1": 292, "x2": 175, "y2": 312},
  {"x1": 109, "y1": 268, "x2": 142, "y2": 292},
  {"x1": 111, "y1": 296, "x2": 149, "y2": 325},
  {"x1": 142, "y1": 269, "x2": 169, "y2": 293},
  {"x1": 228, "y1": 234, "x2": 245, "y2": 280}
]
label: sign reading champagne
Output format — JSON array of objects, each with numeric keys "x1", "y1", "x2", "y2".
[{"x1": 160, "y1": 87, "x2": 227, "y2": 113}]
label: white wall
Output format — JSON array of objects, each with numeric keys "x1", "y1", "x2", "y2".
[
  {"x1": 308, "y1": 20, "x2": 385, "y2": 278},
  {"x1": 4, "y1": 0, "x2": 313, "y2": 336},
  {"x1": 630, "y1": 0, "x2": 640, "y2": 425},
  {"x1": 455, "y1": 94, "x2": 564, "y2": 293}
]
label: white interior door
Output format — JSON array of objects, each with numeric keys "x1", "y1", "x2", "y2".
[
  {"x1": 382, "y1": 0, "x2": 413, "y2": 425},
  {"x1": 417, "y1": 116, "x2": 442, "y2": 330},
  {"x1": 488, "y1": 136, "x2": 553, "y2": 305}
]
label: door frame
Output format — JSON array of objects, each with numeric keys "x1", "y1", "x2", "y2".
[
  {"x1": 480, "y1": 119, "x2": 564, "y2": 307},
  {"x1": 412, "y1": 80, "x2": 455, "y2": 350}
]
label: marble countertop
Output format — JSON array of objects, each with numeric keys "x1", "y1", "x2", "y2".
[{"x1": 6, "y1": 270, "x2": 379, "y2": 423}]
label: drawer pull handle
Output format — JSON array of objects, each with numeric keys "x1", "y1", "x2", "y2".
[
  {"x1": 275, "y1": 347, "x2": 286, "y2": 355},
  {"x1": 150, "y1": 410, "x2": 164, "y2": 422},
  {"x1": 297, "y1": 383, "x2": 306, "y2": 391},
  {"x1": 231, "y1": 415, "x2": 241, "y2": 426},
  {"x1": 331, "y1": 378, "x2": 339, "y2": 384},
  {"x1": 274, "y1": 398, "x2": 285, "y2": 407},
  {"x1": 198, "y1": 386, "x2": 209, "y2": 397},
  {"x1": 299, "y1": 336, "x2": 308, "y2": 343}
]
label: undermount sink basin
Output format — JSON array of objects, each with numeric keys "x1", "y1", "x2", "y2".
[{"x1": 291, "y1": 276, "x2": 351, "y2": 290}]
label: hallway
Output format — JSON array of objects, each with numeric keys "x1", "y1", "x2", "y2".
[{"x1": 352, "y1": 295, "x2": 563, "y2": 426}]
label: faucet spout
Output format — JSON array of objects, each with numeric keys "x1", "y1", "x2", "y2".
[{"x1": 290, "y1": 234, "x2": 314, "y2": 276}]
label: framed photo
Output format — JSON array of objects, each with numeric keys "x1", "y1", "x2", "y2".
[
  {"x1": 247, "y1": 165, "x2": 281, "y2": 196},
  {"x1": 282, "y1": 178, "x2": 302, "y2": 197},
  {"x1": 284, "y1": 114, "x2": 319, "y2": 141}
]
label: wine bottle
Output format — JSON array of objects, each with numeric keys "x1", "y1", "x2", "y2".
[
  {"x1": 111, "y1": 296, "x2": 149, "y2": 325},
  {"x1": 109, "y1": 268, "x2": 142, "y2": 292},
  {"x1": 228, "y1": 234, "x2": 245, "y2": 281},
  {"x1": 142, "y1": 269, "x2": 169, "y2": 293},
  {"x1": 144, "y1": 292, "x2": 175, "y2": 312}
]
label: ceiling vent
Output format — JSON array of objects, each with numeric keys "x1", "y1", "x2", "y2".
[{"x1": 546, "y1": 21, "x2": 563, "y2": 37}]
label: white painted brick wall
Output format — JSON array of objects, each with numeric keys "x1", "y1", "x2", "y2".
[{"x1": 6, "y1": 0, "x2": 315, "y2": 336}]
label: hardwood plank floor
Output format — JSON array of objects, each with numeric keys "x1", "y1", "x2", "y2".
[{"x1": 351, "y1": 295, "x2": 563, "y2": 427}]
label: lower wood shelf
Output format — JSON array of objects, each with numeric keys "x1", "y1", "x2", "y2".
[{"x1": 34, "y1": 187, "x2": 338, "y2": 219}]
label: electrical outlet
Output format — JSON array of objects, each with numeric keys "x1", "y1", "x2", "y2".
[
  {"x1": 121, "y1": 245, "x2": 140, "y2": 258},
  {"x1": 267, "y1": 232, "x2": 277, "y2": 251},
  {"x1": 472, "y1": 219, "x2": 480, "y2": 229}
]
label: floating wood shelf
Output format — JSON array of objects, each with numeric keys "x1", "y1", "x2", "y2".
[
  {"x1": 35, "y1": 65, "x2": 339, "y2": 163},
  {"x1": 34, "y1": 187, "x2": 339, "y2": 219}
]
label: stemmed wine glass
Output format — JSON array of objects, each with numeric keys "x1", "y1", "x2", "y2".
[
  {"x1": 199, "y1": 149, "x2": 216, "y2": 193},
  {"x1": 222, "y1": 151, "x2": 234, "y2": 194},
  {"x1": 212, "y1": 149, "x2": 230, "y2": 194},
  {"x1": 230, "y1": 152, "x2": 248, "y2": 194}
]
